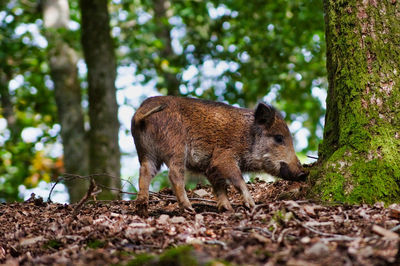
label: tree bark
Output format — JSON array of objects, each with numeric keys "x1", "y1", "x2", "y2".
[
  {"x1": 153, "y1": 0, "x2": 180, "y2": 96},
  {"x1": 312, "y1": 0, "x2": 400, "y2": 203},
  {"x1": 0, "y1": 70, "x2": 19, "y2": 141},
  {"x1": 42, "y1": 0, "x2": 89, "y2": 203},
  {"x1": 80, "y1": 0, "x2": 121, "y2": 199}
]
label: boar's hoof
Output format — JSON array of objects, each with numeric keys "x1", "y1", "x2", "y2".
[
  {"x1": 243, "y1": 198, "x2": 256, "y2": 211},
  {"x1": 180, "y1": 205, "x2": 196, "y2": 215},
  {"x1": 135, "y1": 199, "x2": 149, "y2": 217},
  {"x1": 217, "y1": 200, "x2": 233, "y2": 212}
]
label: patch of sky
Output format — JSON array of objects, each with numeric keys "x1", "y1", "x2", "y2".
[
  {"x1": 77, "y1": 59, "x2": 87, "y2": 77},
  {"x1": 312, "y1": 86, "x2": 327, "y2": 109},
  {"x1": 222, "y1": 21, "x2": 230, "y2": 30},
  {"x1": 137, "y1": 9, "x2": 152, "y2": 25},
  {"x1": 0, "y1": 11, "x2": 6, "y2": 24},
  {"x1": 179, "y1": 84, "x2": 188, "y2": 94},
  {"x1": 228, "y1": 44, "x2": 236, "y2": 53},
  {"x1": 47, "y1": 141, "x2": 63, "y2": 158},
  {"x1": 68, "y1": 20, "x2": 80, "y2": 30},
  {"x1": 119, "y1": 129, "x2": 134, "y2": 154},
  {"x1": 19, "y1": 181, "x2": 69, "y2": 204},
  {"x1": 235, "y1": 81, "x2": 243, "y2": 92},
  {"x1": 263, "y1": 84, "x2": 281, "y2": 103},
  {"x1": 118, "y1": 9, "x2": 128, "y2": 21},
  {"x1": 294, "y1": 128, "x2": 310, "y2": 151},
  {"x1": 21, "y1": 127, "x2": 43, "y2": 143},
  {"x1": 216, "y1": 45, "x2": 224, "y2": 53},
  {"x1": 45, "y1": 75, "x2": 54, "y2": 90},
  {"x1": 0, "y1": 119, "x2": 9, "y2": 146},
  {"x1": 9, "y1": 75, "x2": 24, "y2": 92},
  {"x1": 182, "y1": 65, "x2": 198, "y2": 81},
  {"x1": 239, "y1": 51, "x2": 250, "y2": 63},
  {"x1": 29, "y1": 86, "x2": 38, "y2": 95},
  {"x1": 118, "y1": 105, "x2": 134, "y2": 132},
  {"x1": 48, "y1": 124, "x2": 61, "y2": 138},
  {"x1": 301, "y1": 48, "x2": 313, "y2": 63},
  {"x1": 112, "y1": 26, "x2": 121, "y2": 37},
  {"x1": 34, "y1": 142, "x2": 44, "y2": 151},
  {"x1": 208, "y1": 3, "x2": 231, "y2": 19}
]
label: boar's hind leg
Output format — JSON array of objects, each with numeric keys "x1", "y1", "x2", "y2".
[
  {"x1": 207, "y1": 154, "x2": 255, "y2": 210},
  {"x1": 136, "y1": 159, "x2": 158, "y2": 217},
  {"x1": 168, "y1": 159, "x2": 194, "y2": 213}
]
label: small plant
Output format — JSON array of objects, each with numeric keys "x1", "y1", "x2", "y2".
[
  {"x1": 43, "y1": 239, "x2": 63, "y2": 250},
  {"x1": 87, "y1": 239, "x2": 106, "y2": 249}
]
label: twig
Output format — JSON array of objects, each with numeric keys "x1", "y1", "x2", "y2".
[
  {"x1": 201, "y1": 211, "x2": 223, "y2": 217},
  {"x1": 321, "y1": 236, "x2": 360, "y2": 242},
  {"x1": 307, "y1": 155, "x2": 319, "y2": 159},
  {"x1": 390, "y1": 224, "x2": 400, "y2": 232},
  {"x1": 73, "y1": 177, "x2": 98, "y2": 216},
  {"x1": 297, "y1": 219, "x2": 357, "y2": 241},
  {"x1": 277, "y1": 228, "x2": 292, "y2": 243},
  {"x1": 250, "y1": 203, "x2": 270, "y2": 217},
  {"x1": 204, "y1": 240, "x2": 227, "y2": 250}
]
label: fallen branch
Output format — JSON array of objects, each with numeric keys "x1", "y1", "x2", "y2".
[{"x1": 296, "y1": 219, "x2": 357, "y2": 241}]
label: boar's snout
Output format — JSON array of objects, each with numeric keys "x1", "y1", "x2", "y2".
[{"x1": 279, "y1": 162, "x2": 308, "y2": 181}]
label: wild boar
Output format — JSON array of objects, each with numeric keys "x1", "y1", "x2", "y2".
[{"x1": 131, "y1": 96, "x2": 308, "y2": 215}]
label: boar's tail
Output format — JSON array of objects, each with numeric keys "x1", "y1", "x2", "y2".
[{"x1": 134, "y1": 104, "x2": 167, "y2": 125}]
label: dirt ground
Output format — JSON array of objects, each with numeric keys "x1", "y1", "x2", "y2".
[{"x1": 1, "y1": 179, "x2": 400, "y2": 265}]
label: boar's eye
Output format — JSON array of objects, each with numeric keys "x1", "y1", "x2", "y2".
[{"x1": 273, "y1": 135, "x2": 284, "y2": 145}]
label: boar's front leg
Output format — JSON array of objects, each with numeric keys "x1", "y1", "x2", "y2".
[
  {"x1": 207, "y1": 151, "x2": 255, "y2": 210},
  {"x1": 136, "y1": 159, "x2": 158, "y2": 217},
  {"x1": 205, "y1": 174, "x2": 233, "y2": 212},
  {"x1": 168, "y1": 158, "x2": 194, "y2": 213}
]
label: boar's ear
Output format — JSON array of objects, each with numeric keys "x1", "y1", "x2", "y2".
[{"x1": 254, "y1": 103, "x2": 275, "y2": 129}]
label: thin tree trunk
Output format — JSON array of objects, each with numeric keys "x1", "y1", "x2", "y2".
[
  {"x1": 153, "y1": 0, "x2": 180, "y2": 96},
  {"x1": 312, "y1": 0, "x2": 400, "y2": 203},
  {"x1": 0, "y1": 70, "x2": 19, "y2": 140},
  {"x1": 80, "y1": 0, "x2": 121, "y2": 199},
  {"x1": 42, "y1": 0, "x2": 89, "y2": 203}
]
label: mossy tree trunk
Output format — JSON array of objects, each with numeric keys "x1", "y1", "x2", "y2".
[
  {"x1": 312, "y1": 0, "x2": 400, "y2": 203},
  {"x1": 80, "y1": 0, "x2": 121, "y2": 199}
]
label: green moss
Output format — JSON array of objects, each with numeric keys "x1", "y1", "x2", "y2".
[
  {"x1": 42, "y1": 239, "x2": 63, "y2": 250},
  {"x1": 313, "y1": 1, "x2": 400, "y2": 205},
  {"x1": 126, "y1": 246, "x2": 199, "y2": 266},
  {"x1": 158, "y1": 245, "x2": 198, "y2": 266},
  {"x1": 87, "y1": 239, "x2": 106, "y2": 249},
  {"x1": 126, "y1": 253, "x2": 157, "y2": 266},
  {"x1": 311, "y1": 145, "x2": 400, "y2": 204}
]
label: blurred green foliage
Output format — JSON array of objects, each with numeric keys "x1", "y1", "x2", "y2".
[
  {"x1": 116, "y1": 0, "x2": 326, "y2": 151},
  {"x1": 1, "y1": 0, "x2": 326, "y2": 201}
]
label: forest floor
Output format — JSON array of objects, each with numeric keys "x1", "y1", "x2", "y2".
[{"x1": 1, "y1": 179, "x2": 400, "y2": 265}]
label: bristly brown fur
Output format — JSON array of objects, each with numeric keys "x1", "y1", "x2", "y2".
[{"x1": 131, "y1": 96, "x2": 307, "y2": 216}]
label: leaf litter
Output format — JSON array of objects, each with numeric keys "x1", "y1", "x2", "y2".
[{"x1": 1, "y1": 179, "x2": 400, "y2": 265}]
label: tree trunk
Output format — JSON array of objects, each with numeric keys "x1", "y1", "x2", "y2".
[
  {"x1": 0, "y1": 70, "x2": 19, "y2": 141},
  {"x1": 153, "y1": 0, "x2": 180, "y2": 96},
  {"x1": 42, "y1": 0, "x2": 89, "y2": 203},
  {"x1": 311, "y1": 0, "x2": 400, "y2": 203},
  {"x1": 80, "y1": 0, "x2": 121, "y2": 199}
]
